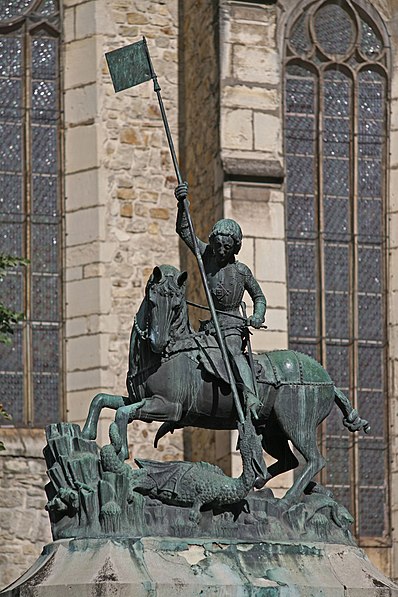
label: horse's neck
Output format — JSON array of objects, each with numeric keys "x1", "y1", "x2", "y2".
[{"x1": 170, "y1": 300, "x2": 191, "y2": 342}]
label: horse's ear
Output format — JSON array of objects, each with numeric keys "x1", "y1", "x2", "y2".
[
  {"x1": 177, "y1": 271, "x2": 188, "y2": 287},
  {"x1": 152, "y1": 266, "x2": 162, "y2": 284}
]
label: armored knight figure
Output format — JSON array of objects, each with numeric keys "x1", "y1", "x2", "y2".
[{"x1": 175, "y1": 182, "x2": 267, "y2": 416}]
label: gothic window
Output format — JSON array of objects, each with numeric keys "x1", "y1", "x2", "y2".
[
  {"x1": 284, "y1": 0, "x2": 389, "y2": 543},
  {"x1": 0, "y1": 0, "x2": 62, "y2": 427}
]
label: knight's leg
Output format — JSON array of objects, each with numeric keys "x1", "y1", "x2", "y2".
[
  {"x1": 82, "y1": 393, "x2": 126, "y2": 440},
  {"x1": 232, "y1": 353, "x2": 261, "y2": 417}
]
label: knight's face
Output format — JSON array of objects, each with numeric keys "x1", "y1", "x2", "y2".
[{"x1": 211, "y1": 234, "x2": 235, "y2": 265}]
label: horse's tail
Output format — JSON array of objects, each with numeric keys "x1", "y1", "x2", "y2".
[{"x1": 334, "y1": 386, "x2": 371, "y2": 434}]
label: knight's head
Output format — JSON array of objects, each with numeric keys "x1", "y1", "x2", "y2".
[
  {"x1": 146, "y1": 265, "x2": 188, "y2": 354},
  {"x1": 209, "y1": 219, "x2": 242, "y2": 265}
]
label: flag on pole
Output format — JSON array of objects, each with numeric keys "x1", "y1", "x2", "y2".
[{"x1": 106, "y1": 38, "x2": 153, "y2": 93}]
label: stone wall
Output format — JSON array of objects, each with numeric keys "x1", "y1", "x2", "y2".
[{"x1": 0, "y1": 431, "x2": 51, "y2": 588}]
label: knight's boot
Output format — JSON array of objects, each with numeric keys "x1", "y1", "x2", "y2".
[{"x1": 245, "y1": 391, "x2": 261, "y2": 420}]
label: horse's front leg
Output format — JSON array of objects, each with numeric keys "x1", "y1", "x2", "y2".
[
  {"x1": 82, "y1": 393, "x2": 127, "y2": 440},
  {"x1": 114, "y1": 399, "x2": 147, "y2": 460}
]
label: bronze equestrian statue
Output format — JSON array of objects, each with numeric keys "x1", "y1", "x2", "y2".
[{"x1": 82, "y1": 264, "x2": 370, "y2": 506}]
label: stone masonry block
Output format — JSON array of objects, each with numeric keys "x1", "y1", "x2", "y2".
[
  {"x1": 63, "y1": 6, "x2": 75, "y2": 43},
  {"x1": 255, "y1": 239, "x2": 287, "y2": 283},
  {"x1": 65, "y1": 123, "x2": 100, "y2": 173},
  {"x1": 229, "y1": 21, "x2": 268, "y2": 46},
  {"x1": 390, "y1": 168, "x2": 398, "y2": 213},
  {"x1": 222, "y1": 108, "x2": 252, "y2": 150},
  {"x1": 251, "y1": 329, "x2": 288, "y2": 352},
  {"x1": 225, "y1": 198, "x2": 284, "y2": 239},
  {"x1": 66, "y1": 276, "x2": 111, "y2": 319},
  {"x1": 66, "y1": 205, "x2": 106, "y2": 247},
  {"x1": 265, "y1": 308, "x2": 288, "y2": 332},
  {"x1": 66, "y1": 332, "x2": 109, "y2": 371},
  {"x1": 64, "y1": 36, "x2": 98, "y2": 89},
  {"x1": 254, "y1": 112, "x2": 280, "y2": 153},
  {"x1": 238, "y1": 237, "x2": 254, "y2": 270},
  {"x1": 65, "y1": 168, "x2": 102, "y2": 212},
  {"x1": 65, "y1": 83, "x2": 97, "y2": 125},
  {"x1": 260, "y1": 281, "x2": 287, "y2": 310},
  {"x1": 390, "y1": 130, "x2": 398, "y2": 169},
  {"x1": 66, "y1": 388, "x2": 104, "y2": 423},
  {"x1": 232, "y1": 46, "x2": 279, "y2": 85},
  {"x1": 222, "y1": 85, "x2": 278, "y2": 111},
  {"x1": 75, "y1": 1, "x2": 97, "y2": 39}
]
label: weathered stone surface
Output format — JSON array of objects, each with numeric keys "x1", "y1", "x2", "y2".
[{"x1": 2, "y1": 538, "x2": 397, "y2": 596}]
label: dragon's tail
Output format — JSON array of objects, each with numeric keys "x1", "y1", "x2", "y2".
[{"x1": 334, "y1": 386, "x2": 371, "y2": 434}]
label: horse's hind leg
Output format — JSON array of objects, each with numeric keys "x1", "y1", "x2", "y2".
[
  {"x1": 82, "y1": 393, "x2": 126, "y2": 440},
  {"x1": 282, "y1": 429, "x2": 326, "y2": 506},
  {"x1": 114, "y1": 400, "x2": 147, "y2": 460},
  {"x1": 262, "y1": 427, "x2": 299, "y2": 482}
]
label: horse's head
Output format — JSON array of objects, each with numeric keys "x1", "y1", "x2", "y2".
[{"x1": 146, "y1": 265, "x2": 188, "y2": 354}]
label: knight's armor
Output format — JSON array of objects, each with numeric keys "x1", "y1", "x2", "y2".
[{"x1": 176, "y1": 202, "x2": 267, "y2": 411}]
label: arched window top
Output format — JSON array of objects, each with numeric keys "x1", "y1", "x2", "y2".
[
  {"x1": 0, "y1": 0, "x2": 59, "y2": 28},
  {"x1": 287, "y1": 0, "x2": 388, "y2": 70}
]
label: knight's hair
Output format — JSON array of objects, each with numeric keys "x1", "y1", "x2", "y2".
[{"x1": 209, "y1": 219, "x2": 242, "y2": 254}]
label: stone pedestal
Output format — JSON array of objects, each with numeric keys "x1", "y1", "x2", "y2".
[{"x1": 1, "y1": 537, "x2": 397, "y2": 596}]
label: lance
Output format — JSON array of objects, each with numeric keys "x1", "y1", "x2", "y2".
[{"x1": 106, "y1": 37, "x2": 245, "y2": 424}]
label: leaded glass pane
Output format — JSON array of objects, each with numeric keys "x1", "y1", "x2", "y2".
[
  {"x1": 325, "y1": 292, "x2": 349, "y2": 339},
  {"x1": 358, "y1": 199, "x2": 383, "y2": 243},
  {"x1": 32, "y1": 37, "x2": 58, "y2": 79},
  {"x1": 0, "y1": 271, "x2": 23, "y2": 312},
  {"x1": 32, "y1": 274, "x2": 60, "y2": 322},
  {"x1": 325, "y1": 344, "x2": 350, "y2": 388},
  {"x1": 31, "y1": 222, "x2": 59, "y2": 273},
  {"x1": 31, "y1": 126, "x2": 58, "y2": 174},
  {"x1": 358, "y1": 246, "x2": 382, "y2": 293},
  {"x1": 314, "y1": 3, "x2": 355, "y2": 56},
  {"x1": 0, "y1": 219, "x2": 23, "y2": 256},
  {"x1": 324, "y1": 243, "x2": 349, "y2": 291},
  {"x1": 324, "y1": 72, "x2": 351, "y2": 117},
  {"x1": 285, "y1": 114, "x2": 315, "y2": 155},
  {"x1": 32, "y1": 80, "x2": 57, "y2": 122},
  {"x1": 325, "y1": 438, "x2": 351, "y2": 485},
  {"x1": 0, "y1": 123, "x2": 22, "y2": 172},
  {"x1": 360, "y1": 19, "x2": 383, "y2": 60},
  {"x1": 358, "y1": 294, "x2": 383, "y2": 341},
  {"x1": 287, "y1": 242, "x2": 316, "y2": 290},
  {"x1": 286, "y1": 194, "x2": 315, "y2": 238},
  {"x1": 286, "y1": 156, "x2": 315, "y2": 194},
  {"x1": 0, "y1": 36, "x2": 22, "y2": 77},
  {"x1": 358, "y1": 345, "x2": 383, "y2": 389},
  {"x1": 32, "y1": 175, "x2": 58, "y2": 215},
  {"x1": 32, "y1": 325, "x2": 59, "y2": 372},
  {"x1": 0, "y1": 373, "x2": 24, "y2": 425},
  {"x1": 32, "y1": 373, "x2": 59, "y2": 426},
  {"x1": 36, "y1": 0, "x2": 58, "y2": 17},
  {"x1": 0, "y1": 1, "x2": 35, "y2": 21},
  {"x1": 358, "y1": 487, "x2": 386, "y2": 537},
  {"x1": 0, "y1": 174, "x2": 23, "y2": 214},
  {"x1": 289, "y1": 291, "x2": 317, "y2": 338},
  {"x1": 286, "y1": 78, "x2": 315, "y2": 114},
  {"x1": 0, "y1": 79, "x2": 22, "y2": 121},
  {"x1": 357, "y1": 391, "x2": 384, "y2": 437},
  {"x1": 290, "y1": 13, "x2": 311, "y2": 55},
  {"x1": 358, "y1": 160, "x2": 382, "y2": 198},
  {"x1": 0, "y1": 326, "x2": 23, "y2": 371},
  {"x1": 324, "y1": 197, "x2": 349, "y2": 241},
  {"x1": 289, "y1": 342, "x2": 318, "y2": 360}
]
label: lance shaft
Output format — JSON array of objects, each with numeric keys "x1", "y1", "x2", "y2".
[{"x1": 143, "y1": 39, "x2": 245, "y2": 425}]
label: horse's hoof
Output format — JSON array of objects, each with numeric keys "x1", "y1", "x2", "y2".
[{"x1": 81, "y1": 427, "x2": 96, "y2": 440}]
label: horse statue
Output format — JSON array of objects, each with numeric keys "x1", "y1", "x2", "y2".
[{"x1": 82, "y1": 264, "x2": 370, "y2": 505}]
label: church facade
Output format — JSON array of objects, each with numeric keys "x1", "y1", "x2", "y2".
[{"x1": 0, "y1": 0, "x2": 397, "y2": 586}]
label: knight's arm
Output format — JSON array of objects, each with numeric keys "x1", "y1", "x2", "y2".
[
  {"x1": 243, "y1": 267, "x2": 267, "y2": 323},
  {"x1": 176, "y1": 198, "x2": 207, "y2": 256}
]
